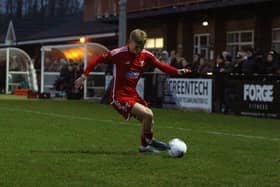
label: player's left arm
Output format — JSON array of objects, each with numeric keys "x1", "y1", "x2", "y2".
[
  {"x1": 148, "y1": 55, "x2": 191, "y2": 75},
  {"x1": 75, "y1": 52, "x2": 112, "y2": 89}
]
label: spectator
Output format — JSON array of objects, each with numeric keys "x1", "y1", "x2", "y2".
[
  {"x1": 191, "y1": 54, "x2": 199, "y2": 72},
  {"x1": 169, "y1": 51, "x2": 191, "y2": 70},
  {"x1": 222, "y1": 51, "x2": 230, "y2": 61},
  {"x1": 152, "y1": 49, "x2": 161, "y2": 60},
  {"x1": 213, "y1": 54, "x2": 225, "y2": 73},
  {"x1": 170, "y1": 54, "x2": 182, "y2": 69},
  {"x1": 54, "y1": 63, "x2": 73, "y2": 93},
  {"x1": 264, "y1": 50, "x2": 279, "y2": 74},
  {"x1": 232, "y1": 50, "x2": 246, "y2": 73},
  {"x1": 73, "y1": 63, "x2": 83, "y2": 80},
  {"x1": 223, "y1": 54, "x2": 234, "y2": 73},
  {"x1": 160, "y1": 50, "x2": 169, "y2": 64},
  {"x1": 169, "y1": 50, "x2": 176, "y2": 64},
  {"x1": 154, "y1": 50, "x2": 169, "y2": 73},
  {"x1": 255, "y1": 50, "x2": 265, "y2": 74},
  {"x1": 197, "y1": 56, "x2": 210, "y2": 74},
  {"x1": 180, "y1": 57, "x2": 192, "y2": 69},
  {"x1": 241, "y1": 47, "x2": 257, "y2": 74}
]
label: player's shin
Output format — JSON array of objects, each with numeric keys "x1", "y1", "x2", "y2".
[{"x1": 141, "y1": 131, "x2": 153, "y2": 147}]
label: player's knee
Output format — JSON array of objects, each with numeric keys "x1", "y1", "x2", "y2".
[{"x1": 144, "y1": 109, "x2": 154, "y2": 121}]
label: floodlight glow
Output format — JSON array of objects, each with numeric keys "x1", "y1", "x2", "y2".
[
  {"x1": 202, "y1": 21, "x2": 209, "y2": 26},
  {"x1": 80, "y1": 37, "x2": 86, "y2": 43}
]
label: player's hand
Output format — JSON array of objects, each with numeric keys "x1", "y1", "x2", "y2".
[
  {"x1": 177, "y1": 68, "x2": 192, "y2": 75},
  {"x1": 74, "y1": 75, "x2": 86, "y2": 89}
]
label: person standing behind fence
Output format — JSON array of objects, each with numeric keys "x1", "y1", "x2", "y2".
[
  {"x1": 241, "y1": 47, "x2": 257, "y2": 74},
  {"x1": 232, "y1": 51, "x2": 246, "y2": 73},
  {"x1": 197, "y1": 56, "x2": 210, "y2": 74},
  {"x1": 169, "y1": 50, "x2": 176, "y2": 65},
  {"x1": 170, "y1": 52, "x2": 183, "y2": 69},
  {"x1": 223, "y1": 54, "x2": 234, "y2": 73},
  {"x1": 264, "y1": 50, "x2": 279, "y2": 74},
  {"x1": 154, "y1": 50, "x2": 169, "y2": 73},
  {"x1": 153, "y1": 50, "x2": 172, "y2": 103},
  {"x1": 213, "y1": 54, "x2": 225, "y2": 73},
  {"x1": 160, "y1": 50, "x2": 169, "y2": 65}
]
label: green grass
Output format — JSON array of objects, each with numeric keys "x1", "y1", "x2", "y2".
[
  {"x1": 0, "y1": 94, "x2": 27, "y2": 100},
  {"x1": 0, "y1": 96, "x2": 279, "y2": 187}
]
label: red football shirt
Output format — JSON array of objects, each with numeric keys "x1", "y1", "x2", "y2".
[{"x1": 83, "y1": 45, "x2": 178, "y2": 100}]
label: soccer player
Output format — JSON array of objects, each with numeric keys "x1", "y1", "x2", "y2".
[{"x1": 75, "y1": 29, "x2": 191, "y2": 153}]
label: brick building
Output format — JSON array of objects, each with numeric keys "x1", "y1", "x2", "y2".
[
  {"x1": 1, "y1": 0, "x2": 279, "y2": 63},
  {"x1": 84, "y1": 0, "x2": 280, "y2": 62}
]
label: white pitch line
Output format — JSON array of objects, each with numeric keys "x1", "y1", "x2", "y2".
[
  {"x1": 205, "y1": 130, "x2": 280, "y2": 141},
  {"x1": 0, "y1": 107, "x2": 114, "y2": 124},
  {"x1": 0, "y1": 107, "x2": 279, "y2": 142}
]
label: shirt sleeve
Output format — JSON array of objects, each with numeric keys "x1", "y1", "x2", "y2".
[
  {"x1": 83, "y1": 52, "x2": 112, "y2": 76},
  {"x1": 147, "y1": 54, "x2": 178, "y2": 75}
]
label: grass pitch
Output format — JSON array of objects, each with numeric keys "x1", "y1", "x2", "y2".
[{"x1": 0, "y1": 96, "x2": 279, "y2": 187}]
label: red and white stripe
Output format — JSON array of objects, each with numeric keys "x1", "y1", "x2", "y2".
[{"x1": 110, "y1": 46, "x2": 128, "y2": 56}]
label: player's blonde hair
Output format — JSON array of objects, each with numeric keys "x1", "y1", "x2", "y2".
[{"x1": 129, "y1": 29, "x2": 147, "y2": 47}]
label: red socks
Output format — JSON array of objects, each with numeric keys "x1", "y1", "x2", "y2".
[{"x1": 141, "y1": 132, "x2": 153, "y2": 147}]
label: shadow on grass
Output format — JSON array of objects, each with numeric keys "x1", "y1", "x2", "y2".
[{"x1": 30, "y1": 150, "x2": 137, "y2": 156}]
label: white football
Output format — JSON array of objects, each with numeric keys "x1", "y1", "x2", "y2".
[{"x1": 168, "y1": 138, "x2": 187, "y2": 158}]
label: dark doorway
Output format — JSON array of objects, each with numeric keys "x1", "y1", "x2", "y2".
[{"x1": 0, "y1": 60, "x2": 6, "y2": 93}]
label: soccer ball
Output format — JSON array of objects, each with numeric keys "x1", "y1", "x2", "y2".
[{"x1": 168, "y1": 138, "x2": 187, "y2": 158}]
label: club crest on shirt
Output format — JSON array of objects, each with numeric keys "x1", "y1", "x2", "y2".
[{"x1": 140, "y1": 60, "x2": 145, "y2": 67}]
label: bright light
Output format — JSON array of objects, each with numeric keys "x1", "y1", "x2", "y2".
[
  {"x1": 63, "y1": 48, "x2": 84, "y2": 61},
  {"x1": 202, "y1": 21, "x2": 209, "y2": 27},
  {"x1": 144, "y1": 38, "x2": 164, "y2": 49},
  {"x1": 80, "y1": 37, "x2": 86, "y2": 43},
  {"x1": 155, "y1": 38, "x2": 163, "y2": 48},
  {"x1": 145, "y1": 39, "x2": 155, "y2": 49}
]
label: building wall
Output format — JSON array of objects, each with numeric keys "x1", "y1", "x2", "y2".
[
  {"x1": 84, "y1": 0, "x2": 279, "y2": 61},
  {"x1": 84, "y1": 0, "x2": 209, "y2": 21},
  {"x1": 84, "y1": 0, "x2": 118, "y2": 21},
  {"x1": 127, "y1": 0, "x2": 207, "y2": 12},
  {"x1": 224, "y1": 18, "x2": 255, "y2": 31},
  {"x1": 83, "y1": 0, "x2": 95, "y2": 22}
]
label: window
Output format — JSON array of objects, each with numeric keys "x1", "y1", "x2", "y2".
[
  {"x1": 226, "y1": 30, "x2": 254, "y2": 57},
  {"x1": 145, "y1": 38, "x2": 164, "y2": 49},
  {"x1": 193, "y1": 33, "x2": 210, "y2": 60},
  {"x1": 272, "y1": 28, "x2": 280, "y2": 53}
]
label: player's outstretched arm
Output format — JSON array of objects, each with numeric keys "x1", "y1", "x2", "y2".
[
  {"x1": 74, "y1": 52, "x2": 112, "y2": 89},
  {"x1": 148, "y1": 53, "x2": 191, "y2": 75},
  {"x1": 153, "y1": 59, "x2": 192, "y2": 75}
]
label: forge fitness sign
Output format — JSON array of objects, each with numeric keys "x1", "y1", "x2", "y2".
[
  {"x1": 164, "y1": 78, "x2": 212, "y2": 112},
  {"x1": 243, "y1": 84, "x2": 273, "y2": 102},
  {"x1": 238, "y1": 82, "x2": 280, "y2": 118}
]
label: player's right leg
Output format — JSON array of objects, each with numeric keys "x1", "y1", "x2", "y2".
[
  {"x1": 131, "y1": 103, "x2": 159, "y2": 153},
  {"x1": 131, "y1": 103, "x2": 169, "y2": 152}
]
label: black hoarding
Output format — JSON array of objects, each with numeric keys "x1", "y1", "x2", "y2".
[
  {"x1": 235, "y1": 80, "x2": 280, "y2": 118},
  {"x1": 224, "y1": 76, "x2": 280, "y2": 118}
]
